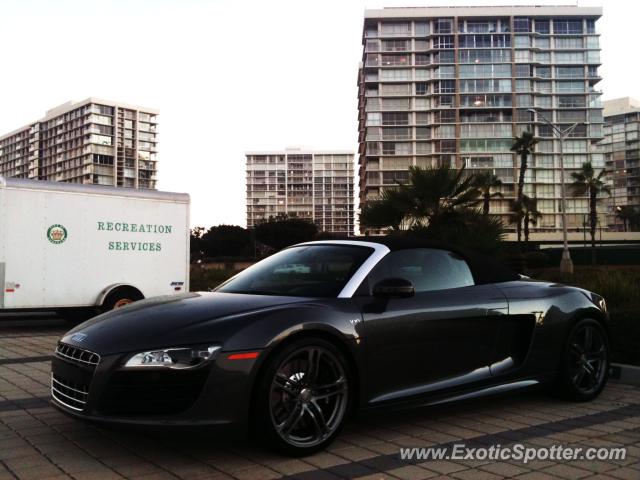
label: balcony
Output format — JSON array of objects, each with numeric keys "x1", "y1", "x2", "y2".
[{"x1": 379, "y1": 30, "x2": 412, "y2": 38}]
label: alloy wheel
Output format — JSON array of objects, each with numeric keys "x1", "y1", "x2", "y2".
[
  {"x1": 268, "y1": 346, "x2": 348, "y2": 448},
  {"x1": 568, "y1": 324, "x2": 608, "y2": 395}
]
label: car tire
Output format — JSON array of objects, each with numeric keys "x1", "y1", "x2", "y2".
[
  {"x1": 557, "y1": 318, "x2": 609, "y2": 402},
  {"x1": 254, "y1": 337, "x2": 352, "y2": 456},
  {"x1": 101, "y1": 287, "x2": 143, "y2": 312}
]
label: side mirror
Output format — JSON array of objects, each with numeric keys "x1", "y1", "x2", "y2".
[{"x1": 372, "y1": 278, "x2": 415, "y2": 299}]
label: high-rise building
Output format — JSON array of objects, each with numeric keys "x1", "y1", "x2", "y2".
[
  {"x1": 0, "y1": 98, "x2": 158, "y2": 189},
  {"x1": 602, "y1": 97, "x2": 640, "y2": 229},
  {"x1": 358, "y1": 6, "x2": 604, "y2": 233},
  {"x1": 246, "y1": 148, "x2": 355, "y2": 234}
]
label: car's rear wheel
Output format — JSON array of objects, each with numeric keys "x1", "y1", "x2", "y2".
[
  {"x1": 255, "y1": 337, "x2": 351, "y2": 456},
  {"x1": 558, "y1": 318, "x2": 609, "y2": 401}
]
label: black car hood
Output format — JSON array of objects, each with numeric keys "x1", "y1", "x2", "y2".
[{"x1": 63, "y1": 292, "x2": 312, "y2": 355}]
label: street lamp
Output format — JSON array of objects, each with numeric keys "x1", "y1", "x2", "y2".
[{"x1": 527, "y1": 108, "x2": 582, "y2": 275}]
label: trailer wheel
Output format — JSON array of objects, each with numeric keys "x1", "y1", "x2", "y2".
[{"x1": 101, "y1": 287, "x2": 144, "y2": 312}]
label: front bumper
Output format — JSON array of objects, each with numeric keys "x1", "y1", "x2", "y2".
[{"x1": 50, "y1": 343, "x2": 259, "y2": 431}]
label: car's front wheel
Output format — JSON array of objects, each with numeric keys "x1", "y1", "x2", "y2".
[
  {"x1": 558, "y1": 318, "x2": 609, "y2": 401},
  {"x1": 255, "y1": 337, "x2": 351, "y2": 456}
]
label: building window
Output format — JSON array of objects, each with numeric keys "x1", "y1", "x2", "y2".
[
  {"x1": 553, "y1": 19, "x2": 583, "y2": 34},
  {"x1": 557, "y1": 80, "x2": 585, "y2": 93},
  {"x1": 534, "y1": 19, "x2": 550, "y2": 34},
  {"x1": 382, "y1": 40, "x2": 409, "y2": 51},
  {"x1": 437, "y1": 80, "x2": 456, "y2": 93},
  {"x1": 514, "y1": 50, "x2": 531, "y2": 63},
  {"x1": 415, "y1": 53, "x2": 430, "y2": 66},
  {"x1": 435, "y1": 18, "x2": 452, "y2": 33},
  {"x1": 380, "y1": 22, "x2": 411, "y2": 36},
  {"x1": 435, "y1": 50, "x2": 455, "y2": 63},
  {"x1": 555, "y1": 37, "x2": 583, "y2": 49},
  {"x1": 416, "y1": 112, "x2": 431, "y2": 125},
  {"x1": 556, "y1": 66, "x2": 584, "y2": 79},
  {"x1": 458, "y1": 49, "x2": 511, "y2": 64},
  {"x1": 515, "y1": 64, "x2": 532, "y2": 77},
  {"x1": 555, "y1": 52, "x2": 585, "y2": 64},
  {"x1": 514, "y1": 18, "x2": 530, "y2": 32},
  {"x1": 535, "y1": 37, "x2": 550, "y2": 49},
  {"x1": 380, "y1": 83, "x2": 411, "y2": 96},
  {"x1": 434, "y1": 35, "x2": 454, "y2": 49},
  {"x1": 381, "y1": 54, "x2": 410, "y2": 66},
  {"x1": 558, "y1": 96, "x2": 586, "y2": 108},
  {"x1": 537, "y1": 67, "x2": 552, "y2": 79},
  {"x1": 382, "y1": 112, "x2": 409, "y2": 126},
  {"x1": 438, "y1": 95, "x2": 454, "y2": 107},
  {"x1": 436, "y1": 140, "x2": 456, "y2": 152},
  {"x1": 538, "y1": 125, "x2": 554, "y2": 138},
  {"x1": 415, "y1": 21, "x2": 429, "y2": 36}
]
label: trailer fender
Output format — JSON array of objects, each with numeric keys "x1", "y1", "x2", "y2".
[{"x1": 97, "y1": 284, "x2": 144, "y2": 310}]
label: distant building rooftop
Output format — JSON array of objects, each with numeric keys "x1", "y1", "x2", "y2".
[
  {"x1": 603, "y1": 97, "x2": 640, "y2": 117},
  {"x1": 365, "y1": 5, "x2": 602, "y2": 19}
]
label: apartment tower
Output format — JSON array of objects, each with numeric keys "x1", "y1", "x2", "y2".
[
  {"x1": 358, "y1": 5, "x2": 604, "y2": 233},
  {"x1": 0, "y1": 98, "x2": 158, "y2": 189},
  {"x1": 602, "y1": 97, "x2": 640, "y2": 229},
  {"x1": 246, "y1": 148, "x2": 355, "y2": 234}
]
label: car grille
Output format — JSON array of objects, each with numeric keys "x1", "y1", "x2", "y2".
[
  {"x1": 97, "y1": 369, "x2": 210, "y2": 416},
  {"x1": 51, "y1": 374, "x2": 90, "y2": 411},
  {"x1": 51, "y1": 343, "x2": 100, "y2": 412},
  {"x1": 55, "y1": 343, "x2": 100, "y2": 369}
]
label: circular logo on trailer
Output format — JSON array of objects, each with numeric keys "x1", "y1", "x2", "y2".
[{"x1": 47, "y1": 224, "x2": 68, "y2": 244}]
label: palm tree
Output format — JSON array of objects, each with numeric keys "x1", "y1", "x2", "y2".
[
  {"x1": 509, "y1": 195, "x2": 542, "y2": 244},
  {"x1": 616, "y1": 205, "x2": 637, "y2": 232},
  {"x1": 359, "y1": 188, "x2": 408, "y2": 231},
  {"x1": 522, "y1": 196, "x2": 542, "y2": 244},
  {"x1": 511, "y1": 131, "x2": 537, "y2": 242},
  {"x1": 472, "y1": 171, "x2": 503, "y2": 216},
  {"x1": 508, "y1": 199, "x2": 524, "y2": 243},
  {"x1": 570, "y1": 162, "x2": 611, "y2": 264},
  {"x1": 359, "y1": 165, "x2": 481, "y2": 231}
]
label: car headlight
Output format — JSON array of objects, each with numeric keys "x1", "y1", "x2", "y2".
[
  {"x1": 599, "y1": 298, "x2": 607, "y2": 313},
  {"x1": 123, "y1": 345, "x2": 221, "y2": 370}
]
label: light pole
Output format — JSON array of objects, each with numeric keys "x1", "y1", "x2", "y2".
[{"x1": 527, "y1": 109, "x2": 582, "y2": 275}]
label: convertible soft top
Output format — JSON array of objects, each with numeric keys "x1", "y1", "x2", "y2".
[{"x1": 356, "y1": 236, "x2": 520, "y2": 286}]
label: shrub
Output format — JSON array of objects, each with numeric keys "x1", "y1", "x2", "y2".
[
  {"x1": 190, "y1": 267, "x2": 239, "y2": 292},
  {"x1": 524, "y1": 251, "x2": 549, "y2": 269},
  {"x1": 611, "y1": 309, "x2": 640, "y2": 366}
]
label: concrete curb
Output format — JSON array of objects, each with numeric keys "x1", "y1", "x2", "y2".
[{"x1": 610, "y1": 363, "x2": 640, "y2": 387}]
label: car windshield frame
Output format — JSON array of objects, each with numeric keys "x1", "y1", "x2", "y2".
[{"x1": 215, "y1": 243, "x2": 380, "y2": 298}]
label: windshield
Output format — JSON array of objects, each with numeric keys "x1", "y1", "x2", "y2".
[{"x1": 216, "y1": 244, "x2": 374, "y2": 297}]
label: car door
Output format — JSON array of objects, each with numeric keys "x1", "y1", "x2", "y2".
[{"x1": 353, "y1": 248, "x2": 508, "y2": 405}]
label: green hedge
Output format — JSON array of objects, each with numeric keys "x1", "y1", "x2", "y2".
[
  {"x1": 529, "y1": 267, "x2": 640, "y2": 309},
  {"x1": 610, "y1": 309, "x2": 640, "y2": 366},
  {"x1": 190, "y1": 267, "x2": 239, "y2": 292},
  {"x1": 530, "y1": 267, "x2": 640, "y2": 366}
]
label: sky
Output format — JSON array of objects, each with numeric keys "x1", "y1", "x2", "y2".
[{"x1": 1, "y1": 0, "x2": 638, "y2": 228}]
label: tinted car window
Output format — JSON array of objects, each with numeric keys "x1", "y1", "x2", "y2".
[
  {"x1": 217, "y1": 245, "x2": 374, "y2": 297},
  {"x1": 365, "y1": 248, "x2": 474, "y2": 293}
]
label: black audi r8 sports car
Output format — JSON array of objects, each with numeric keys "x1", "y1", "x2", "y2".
[{"x1": 51, "y1": 238, "x2": 610, "y2": 455}]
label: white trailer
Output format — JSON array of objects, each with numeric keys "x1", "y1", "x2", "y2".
[{"x1": 0, "y1": 177, "x2": 190, "y2": 319}]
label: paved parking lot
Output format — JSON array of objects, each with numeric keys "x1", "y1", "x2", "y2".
[{"x1": 1, "y1": 318, "x2": 640, "y2": 480}]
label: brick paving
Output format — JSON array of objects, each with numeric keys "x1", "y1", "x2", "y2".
[{"x1": 1, "y1": 319, "x2": 639, "y2": 480}]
